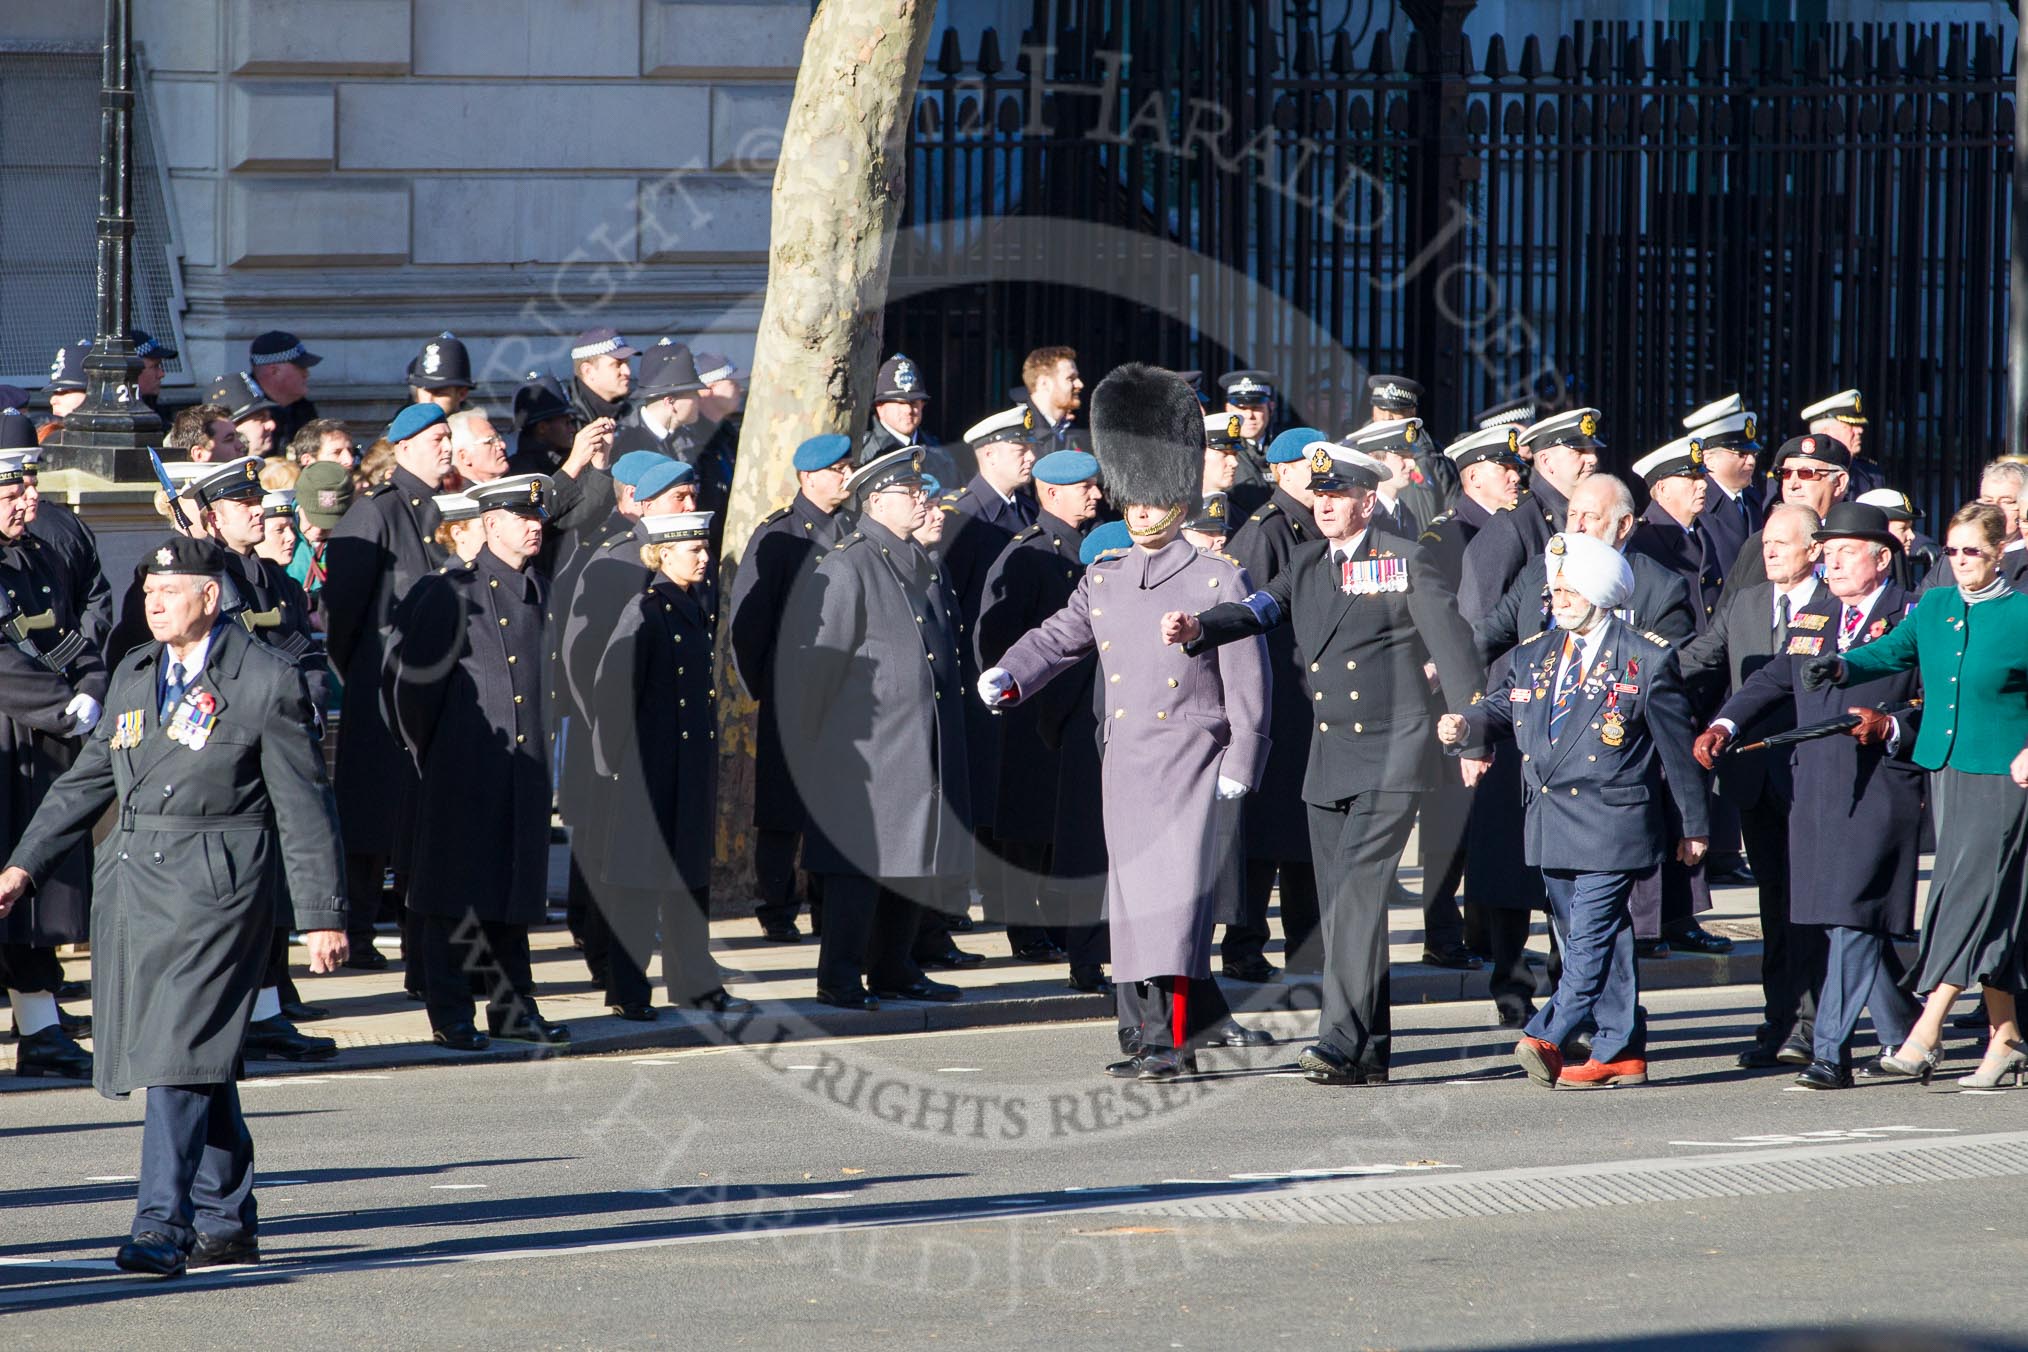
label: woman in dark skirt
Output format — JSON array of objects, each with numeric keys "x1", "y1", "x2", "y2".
[
  {"x1": 587, "y1": 510, "x2": 747, "y2": 1019},
  {"x1": 1813, "y1": 503, "x2": 2028, "y2": 1087}
]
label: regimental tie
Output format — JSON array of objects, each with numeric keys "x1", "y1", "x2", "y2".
[
  {"x1": 160, "y1": 661, "x2": 186, "y2": 724},
  {"x1": 1774, "y1": 593, "x2": 1790, "y2": 646},
  {"x1": 1838, "y1": 604, "x2": 1863, "y2": 651},
  {"x1": 1548, "y1": 635, "x2": 1582, "y2": 742}
]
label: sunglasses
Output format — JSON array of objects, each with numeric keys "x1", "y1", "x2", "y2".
[
  {"x1": 1942, "y1": 546, "x2": 1994, "y2": 559},
  {"x1": 1775, "y1": 465, "x2": 1840, "y2": 482}
]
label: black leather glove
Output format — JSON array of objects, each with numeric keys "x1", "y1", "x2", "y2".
[{"x1": 1800, "y1": 655, "x2": 1845, "y2": 692}]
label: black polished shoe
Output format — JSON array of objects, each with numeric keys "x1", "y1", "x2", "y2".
[
  {"x1": 609, "y1": 1003, "x2": 658, "y2": 1022},
  {"x1": 1297, "y1": 1043, "x2": 1383, "y2": 1085},
  {"x1": 1220, "y1": 957, "x2": 1279, "y2": 983},
  {"x1": 1066, "y1": 965, "x2": 1110, "y2": 993},
  {"x1": 1105, "y1": 1050, "x2": 1199, "y2": 1079},
  {"x1": 404, "y1": 987, "x2": 426, "y2": 1003},
  {"x1": 432, "y1": 1025, "x2": 491, "y2": 1052},
  {"x1": 1135, "y1": 1047, "x2": 1191, "y2": 1080},
  {"x1": 1494, "y1": 1005, "x2": 1536, "y2": 1030},
  {"x1": 1706, "y1": 860, "x2": 1756, "y2": 886},
  {"x1": 916, "y1": 945, "x2": 986, "y2": 970},
  {"x1": 1735, "y1": 1041, "x2": 1784, "y2": 1069},
  {"x1": 1664, "y1": 924, "x2": 1735, "y2": 955},
  {"x1": 688, "y1": 989, "x2": 755, "y2": 1015},
  {"x1": 1203, "y1": 1020, "x2": 1274, "y2": 1049},
  {"x1": 1794, "y1": 1060, "x2": 1853, "y2": 1090},
  {"x1": 243, "y1": 1016, "x2": 338, "y2": 1063},
  {"x1": 114, "y1": 1231, "x2": 186, "y2": 1277},
  {"x1": 342, "y1": 945, "x2": 389, "y2": 972},
  {"x1": 760, "y1": 923, "x2": 803, "y2": 944},
  {"x1": 187, "y1": 1232, "x2": 260, "y2": 1268},
  {"x1": 488, "y1": 1014, "x2": 571, "y2": 1045},
  {"x1": 946, "y1": 913, "x2": 974, "y2": 932},
  {"x1": 1009, "y1": 939, "x2": 1068, "y2": 963},
  {"x1": 1776, "y1": 1032, "x2": 1814, "y2": 1066},
  {"x1": 1635, "y1": 938, "x2": 1672, "y2": 959},
  {"x1": 278, "y1": 1001, "x2": 329, "y2": 1023},
  {"x1": 58, "y1": 979, "x2": 89, "y2": 1000},
  {"x1": 57, "y1": 1008, "x2": 92, "y2": 1039},
  {"x1": 869, "y1": 978, "x2": 962, "y2": 1003},
  {"x1": 814, "y1": 985, "x2": 878, "y2": 1011},
  {"x1": 1420, "y1": 942, "x2": 1483, "y2": 971},
  {"x1": 13, "y1": 1025, "x2": 93, "y2": 1078}
]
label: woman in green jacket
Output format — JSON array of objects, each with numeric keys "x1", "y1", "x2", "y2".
[{"x1": 1807, "y1": 502, "x2": 2028, "y2": 1087}]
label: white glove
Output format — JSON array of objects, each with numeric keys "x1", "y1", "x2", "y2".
[
  {"x1": 64, "y1": 692, "x2": 101, "y2": 735},
  {"x1": 1215, "y1": 775, "x2": 1247, "y2": 801},
  {"x1": 978, "y1": 667, "x2": 1016, "y2": 707}
]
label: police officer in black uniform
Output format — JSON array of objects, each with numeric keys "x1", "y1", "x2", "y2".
[
  {"x1": 406, "y1": 331, "x2": 473, "y2": 414},
  {"x1": 862, "y1": 353, "x2": 954, "y2": 483},
  {"x1": 1361, "y1": 374, "x2": 1457, "y2": 525},
  {"x1": 567, "y1": 327, "x2": 639, "y2": 424},
  {"x1": 6, "y1": 413, "x2": 113, "y2": 654}
]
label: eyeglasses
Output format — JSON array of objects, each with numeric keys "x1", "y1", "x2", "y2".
[
  {"x1": 1775, "y1": 465, "x2": 1840, "y2": 482},
  {"x1": 1942, "y1": 546, "x2": 1994, "y2": 559},
  {"x1": 874, "y1": 485, "x2": 928, "y2": 500}
]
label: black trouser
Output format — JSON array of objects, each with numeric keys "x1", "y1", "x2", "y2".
[
  {"x1": 343, "y1": 851, "x2": 389, "y2": 947},
  {"x1": 909, "y1": 877, "x2": 969, "y2": 962},
  {"x1": 262, "y1": 930, "x2": 300, "y2": 1008},
  {"x1": 1117, "y1": 974, "x2": 1234, "y2": 1052},
  {"x1": 1308, "y1": 790, "x2": 1419, "y2": 1073},
  {"x1": 1416, "y1": 777, "x2": 1473, "y2": 951},
  {"x1": 1225, "y1": 860, "x2": 1321, "y2": 972},
  {"x1": 753, "y1": 828, "x2": 805, "y2": 928},
  {"x1": 815, "y1": 873, "x2": 924, "y2": 993},
  {"x1": 998, "y1": 837, "x2": 1057, "y2": 947},
  {"x1": 566, "y1": 849, "x2": 608, "y2": 984},
  {"x1": 1049, "y1": 879, "x2": 1110, "y2": 971},
  {"x1": 136, "y1": 1083, "x2": 255, "y2": 1248},
  {"x1": 1482, "y1": 907, "x2": 1543, "y2": 1021},
  {"x1": 418, "y1": 913, "x2": 539, "y2": 1034},
  {"x1": 0, "y1": 942, "x2": 64, "y2": 994},
  {"x1": 1737, "y1": 792, "x2": 1820, "y2": 1043},
  {"x1": 598, "y1": 884, "x2": 720, "y2": 1008}
]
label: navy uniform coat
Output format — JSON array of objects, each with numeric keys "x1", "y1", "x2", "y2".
[
  {"x1": 777, "y1": 516, "x2": 974, "y2": 881},
  {"x1": 975, "y1": 510, "x2": 1086, "y2": 845},
  {"x1": 8, "y1": 620, "x2": 345, "y2": 1097},
  {"x1": 1698, "y1": 482, "x2": 1763, "y2": 580},
  {"x1": 389, "y1": 547, "x2": 551, "y2": 926},
  {"x1": 0, "y1": 532, "x2": 108, "y2": 946},
  {"x1": 728, "y1": 492, "x2": 852, "y2": 834},
  {"x1": 1464, "y1": 617, "x2": 1711, "y2": 872},
  {"x1": 1416, "y1": 494, "x2": 1495, "y2": 594},
  {"x1": 321, "y1": 466, "x2": 445, "y2": 854},
  {"x1": 553, "y1": 521, "x2": 646, "y2": 846},
  {"x1": 1623, "y1": 503, "x2": 1723, "y2": 631},
  {"x1": 590, "y1": 577, "x2": 718, "y2": 893},
  {"x1": 1716, "y1": 584, "x2": 1924, "y2": 932},
  {"x1": 1458, "y1": 480, "x2": 1570, "y2": 624},
  {"x1": 940, "y1": 476, "x2": 1037, "y2": 830},
  {"x1": 996, "y1": 540, "x2": 1269, "y2": 981},
  {"x1": 1225, "y1": 487, "x2": 1319, "y2": 860},
  {"x1": 26, "y1": 500, "x2": 113, "y2": 654}
]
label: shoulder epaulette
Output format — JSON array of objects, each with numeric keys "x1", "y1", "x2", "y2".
[
  {"x1": 1248, "y1": 502, "x2": 1281, "y2": 524},
  {"x1": 1641, "y1": 630, "x2": 1673, "y2": 648},
  {"x1": 940, "y1": 487, "x2": 971, "y2": 506},
  {"x1": 1012, "y1": 525, "x2": 1041, "y2": 542},
  {"x1": 1093, "y1": 547, "x2": 1131, "y2": 564},
  {"x1": 363, "y1": 481, "x2": 395, "y2": 498},
  {"x1": 758, "y1": 506, "x2": 790, "y2": 527},
  {"x1": 1518, "y1": 629, "x2": 1551, "y2": 646},
  {"x1": 1211, "y1": 551, "x2": 1243, "y2": 569}
]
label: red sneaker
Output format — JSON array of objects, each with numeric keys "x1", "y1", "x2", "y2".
[
  {"x1": 1513, "y1": 1036, "x2": 1563, "y2": 1087},
  {"x1": 1557, "y1": 1055, "x2": 1649, "y2": 1088}
]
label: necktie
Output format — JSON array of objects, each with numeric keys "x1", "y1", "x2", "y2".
[
  {"x1": 1549, "y1": 636, "x2": 1582, "y2": 742},
  {"x1": 1739, "y1": 494, "x2": 1752, "y2": 533},
  {"x1": 1774, "y1": 593, "x2": 1790, "y2": 646},
  {"x1": 1839, "y1": 605, "x2": 1862, "y2": 650},
  {"x1": 161, "y1": 661, "x2": 186, "y2": 723}
]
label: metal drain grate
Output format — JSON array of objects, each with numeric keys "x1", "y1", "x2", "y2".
[{"x1": 1125, "y1": 1131, "x2": 2028, "y2": 1227}]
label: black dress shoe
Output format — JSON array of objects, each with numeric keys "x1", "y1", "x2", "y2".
[
  {"x1": 58, "y1": 979, "x2": 88, "y2": 1000},
  {"x1": 278, "y1": 1001, "x2": 329, "y2": 1023},
  {"x1": 242, "y1": 1016, "x2": 338, "y2": 1063},
  {"x1": 115, "y1": 1232, "x2": 186, "y2": 1277},
  {"x1": 1066, "y1": 965, "x2": 1110, "y2": 993},
  {"x1": 815, "y1": 986, "x2": 878, "y2": 1011},
  {"x1": 1297, "y1": 1043, "x2": 1383, "y2": 1085},
  {"x1": 13, "y1": 1025, "x2": 93, "y2": 1078},
  {"x1": 1776, "y1": 1032, "x2": 1814, "y2": 1066},
  {"x1": 869, "y1": 979, "x2": 962, "y2": 1003},
  {"x1": 1420, "y1": 942, "x2": 1483, "y2": 971},
  {"x1": 432, "y1": 1025, "x2": 491, "y2": 1052},
  {"x1": 609, "y1": 1003, "x2": 658, "y2": 1022},
  {"x1": 1665, "y1": 924, "x2": 1735, "y2": 955},
  {"x1": 1220, "y1": 958, "x2": 1279, "y2": 983},
  {"x1": 1494, "y1": 1005, "x2": 1536, "y2": 1030},
  {"x1": 404, "y1": 987, "x2": 427, "y2": 1003},
  {"x1": 1707, "y1": 861, "x2": 1755, "y2": 886},
  {"x1": 946, "y1": 913, "x2": 974, "y2": 932},
  {"x1": 1736, "y1": 1041, "x2": 1784, "y2": 1069},
  {"x1": 760, "y1": 923, "x2": 803, "y2": 944},
  {"x1": 1635, "y1": 938, "x2": 1672, "y2": 959},
  {"x1": 1134, "y1": 1047, "x2": 1191, "y2": 1080},
  {"x1": 1794, "y1": 1060, "x2": 1853, "y2": 1090},
  {"x1": 187, "y1": 1232, "x2": 260, "y2": 1268},
  {"x1": 1953, "y1": 1009, "x2": 1990, "y2": 1031},
  {"x1": 1106, "y1": 1050, "x2": 1199, "y2": 1079},
  {"x1": 1203, "y1": 1020, "x2": 1274, "y2": 1048},
  {"x1": 57, "y1": 1008, "x2": 92, "y2": 1039},
  {"x1": 1009, "y1": 939, "x2": 1068, "y2": 963},
  {"x1": 488, "y1": 1014, "x2": 571, "y2": 1045},
  {"x1": 688, "y1": 989, "x2": 754, "y2": 1015},
  {"x1": 916, "y1": 945, "x2": 986, "y2": 970},
  {"x1": 342, "y1": 945, "x2": 389, "y2": 971}
]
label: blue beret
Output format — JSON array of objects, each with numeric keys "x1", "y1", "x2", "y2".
[
  {"x1": 793, "y1": 433, "x2": 852, "y2": 473},
  {"x1": 920, "y1": 472, "x2": 943, "y2": 498},
  {"x1": 633, "y1": 457, "x2": 698, "y2": 502},
  {"x1": 1266, "y1": 426, "x2": 1325, "y2": 464},
  {"x1": 1033, "y1": 449, "x2": 1099, "y2": 486},
  {"x1": 610, "y1": 450, "x2": 667, "y2": 487},
  {"x1": 1079, "y1": 519, "x2": 1133, "y2": 565},
  {"x1": 385, "y1": 402, "x2": 448, "y2": 445}
]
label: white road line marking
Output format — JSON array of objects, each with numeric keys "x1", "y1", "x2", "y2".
[
  {"x1": 429, "y1": 1184, "x2": 487, "y2": 1190},
  {"x1": 934, "y1": 1067, "x2": 981, "y2": 1073}
]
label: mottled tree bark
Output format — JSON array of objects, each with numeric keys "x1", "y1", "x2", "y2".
[{"x1": 711, "y1": 0, "x2": 936, "y2": 907}]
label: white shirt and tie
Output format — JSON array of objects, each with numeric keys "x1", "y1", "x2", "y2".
[{"x1": 159, "y1": 629, "x2": 215, "y2": 721}]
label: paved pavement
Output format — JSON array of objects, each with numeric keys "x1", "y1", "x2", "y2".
[
  {"x1": 1, "y1": 986, "x2": 2022, "y2": 1350},
  {"x1": 1, "y1": 853, "x2": 1783, "y2": 1082}
]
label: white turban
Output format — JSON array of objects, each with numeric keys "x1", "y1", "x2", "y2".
[{"x1": 1544, "y1": 532, "x2": 1634, "y2": 610}]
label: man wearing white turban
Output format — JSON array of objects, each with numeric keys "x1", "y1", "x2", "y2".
[{"x1": 1441, "y1": 531, "x2": 1709, "y2": 1089}]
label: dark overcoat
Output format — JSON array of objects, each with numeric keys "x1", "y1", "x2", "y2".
[
  {"x1": 1457, "y1": 481, "x2": 1569, "y2": 624},
  {"x1": 553, "y1": 520, "x2": 643, "y2": 844},
  {"x1": 940, "y1": 477, "x2": 1036, "y2": 830},
  {"x1": 777, "y1": 516, "x2": 974, "y2": 881},
  {"x1": 26, "y1": 499, "x2": 113, "y2": 654},
  {"x1": 727, "y1": 492, "x2": 851, "y2": 833},
  {"x1": 1717, "y1": 584, "x2": 1924, "y2": 932},
  {"x1": 1677, "y1": 578, "x2": 1809, "y2": 804},
  {"x1": 389, "y1": 546, "x2": 551, "y2": 925},
  {"x1": 589, "y1": 577, "x2": 718, "y2": 892},
  {"x1": 321, "y1": 466, "x2": 445, "y2": 854},
  {"x1": 975, "y1": 510, "x2": 1085, "y2": 844},
  {"x1": 1225, "y1": 488, "x2": 1318, "y2": 861},
  {"x1": 7, "y1": 621, "x2": 345, "y2": 1097},
  {"x1": 1698, "y1": 483, "x2": 1762, "y2": 581},
  {"x1": 1623, "y1": 503, "x2": 1723, "y2": 631}
]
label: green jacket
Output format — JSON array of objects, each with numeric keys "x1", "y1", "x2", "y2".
[{"x1": 1839, "y1": 585, "x2": 2028, "y2": 774}]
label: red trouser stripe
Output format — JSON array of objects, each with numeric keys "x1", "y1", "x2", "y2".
[{"x1": 1171, "y1": 975, "x2": 1189, "y2": 1050}]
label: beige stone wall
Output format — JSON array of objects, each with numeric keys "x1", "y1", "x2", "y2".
[{"x1": 111, "y1": 0, "x2": 809, "y2": 422}]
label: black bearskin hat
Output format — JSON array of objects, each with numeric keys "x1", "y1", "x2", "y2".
[{"x1": 1090, "y1": 363, "x2": 1205, "y2": 510}]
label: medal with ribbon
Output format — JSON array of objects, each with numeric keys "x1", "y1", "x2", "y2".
[{"x1": 167, "y1": 688, "x2": 218, "y2": 750}]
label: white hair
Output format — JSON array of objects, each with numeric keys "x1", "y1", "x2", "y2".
[{"x1": 447, "y1": 407, "x2": 497, "y2": 443}]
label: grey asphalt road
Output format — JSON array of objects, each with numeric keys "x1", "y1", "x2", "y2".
[{"x1": 4, "y1": 986, "x2": 2026, "y2": 1352}]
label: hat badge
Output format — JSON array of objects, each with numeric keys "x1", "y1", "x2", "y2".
[
  {"x1": 526, "y1": 480, "x2": 541, "y2": 504},
  {"x1": 910, "y1": 449, "x2": 924, "y2": 473},
  {"x1": 422, "y1": 343, "x2": 443, "y2": 376},
  {"x1": 1851, "y1": 393, "x2": 1863, "y2": 414},
  {"x1": 242, "y1": 460, "x2": 258, "y2": 481},
  {"x1": 1801, "y1": 436, "x2": 1816, "y2": 456},
  {"x1": 1226, "y1": 414, "x2": 1242, "y2": 439},
  {"x1": 1504, "y1": 427, "x2": 1520, "y2": 452},
  {"x1": 1308, "y1": 444, "x2": 1333, "y2": 474},
  {"x1": 1021, "y1": 406, "x2": 1035, "y2": 432},
  {"x1": 50, "y1": 346, "x2": 66, "y2": 380},
  {"x1": 318, "y1": 489, "x2": 338, "y2": 509},
  {"x1": 1403, "y1": 422, "x2": 1418, "y2": 444},
  {"x1": 1548, "y1": 534, "x2": 1567, "y2": 556},
  {"x1": 155, "y1": 547, "x2": 173, "y2": 567},
  {"x1": 1688, "y1": 438, "x2": 1704, "y2": 466},
  {"x1": 1208, "y1": 497, "x2": 1225, "y2": 519},
  {"x1": 894, "y1": 359, "x2": 917, "y2": 392},
  {"x1": 1578, "y1": 411, "x2": 1598, "y2": 438},
  {"x1": 1743, "y1": 414, "x2": 1757, "y2": 441}
]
